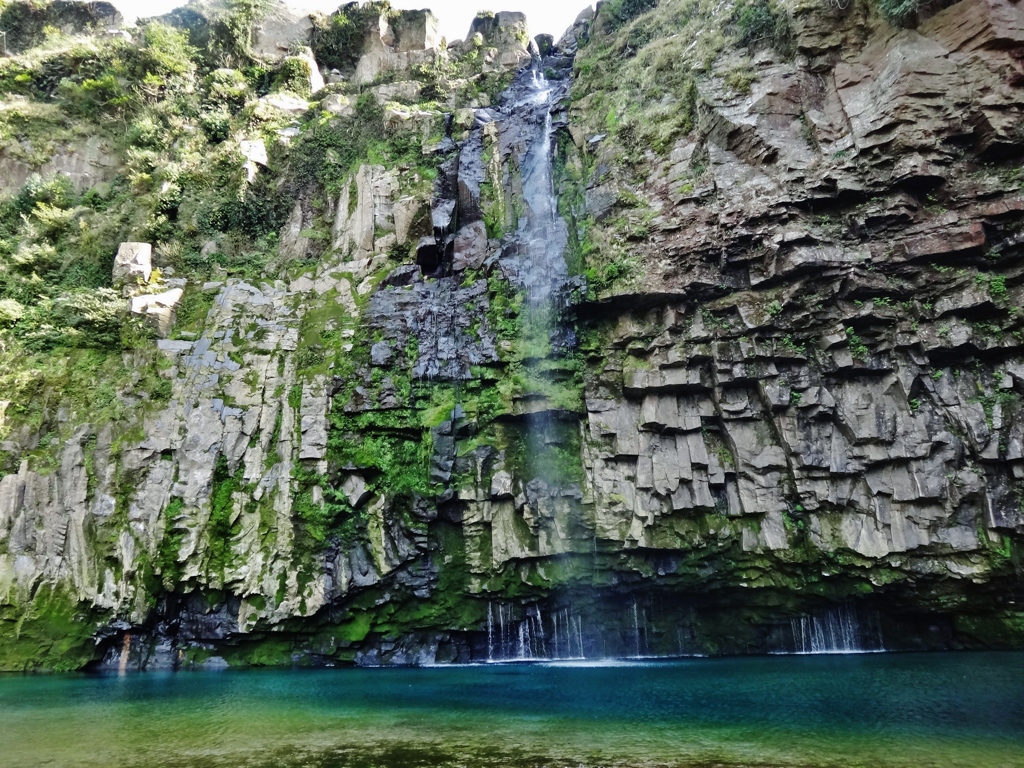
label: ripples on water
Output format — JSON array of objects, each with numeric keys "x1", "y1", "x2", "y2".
[{"x1": 2, "y1": 653, "x2": 1023, "y2": 768}]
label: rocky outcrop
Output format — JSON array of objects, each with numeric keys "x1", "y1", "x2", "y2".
[
  {"x1": 466, "y1": 12, "x2": 535, "y2": 72},
  {"x1": 0, "y1": 133, "x2": 118, "y2": 196},
  {"x1": 113, "y1": 243, "x2": 153, "y2": 288},
  {"x1": 251, "y1": 2, "x2": 315, "y2": 61},
  {"x1": 351, "y1": 8, "x2": 442, "y2": 86}
]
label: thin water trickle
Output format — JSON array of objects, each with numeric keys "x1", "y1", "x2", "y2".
[
  {"x1": 573, "y1": 614, "x2": 585, "y2": 660},
  {"x1": 487, "y1": 602, "x2": 494, "y2": 662},
  {"x1": 632, "y1": 602, "x2": 642, "y2": 659},
  {"x1": 484, "y1": 602, "x2": 591, "y2": 662}
]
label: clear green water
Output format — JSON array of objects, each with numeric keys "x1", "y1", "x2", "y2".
[{"x1": 2, "y1": 653, "x2": 1023, "y2": 768}]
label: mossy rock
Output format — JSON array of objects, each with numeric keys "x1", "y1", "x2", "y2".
[
  {"x1": 954, "y1": 612, "x2": 1024, "y2": 649},
  {"x1": 0, "y1": 586, "x2": 104, "y2": 671}
]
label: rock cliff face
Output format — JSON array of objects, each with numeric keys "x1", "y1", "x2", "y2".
[{"x1": 0, "y1": 0, "x2": 1022, "y2": 670}]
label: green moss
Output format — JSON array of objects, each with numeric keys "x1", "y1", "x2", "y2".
[
  {"x1": 290, "y1": 93, "x2": 437, "y2": 198},
  {"x1": 501, "y1": 419, "x2": 586, "y2": 488},
  {"x1": 206, "y1": 456, "x2": 242, "y2": 575},
  {"x1": 954, "y1": 613, "x2": 1024, "y2": 648},
  {"x1": 273, "y1": 55, "x2": 312, "y2": 97},
  {"x1": 225, "y1": 637, "x2": 296, "y2": 667},
  {"x1": 174, "y1": 288, "x2": 218, "y2": 335},
  {"x1": 0, "y1": 585, "x2": 104, "y2": 671},
  {"x1": 334, "y1": 611, "x2": 373, "y2": 643},
  {"x1": 155, "y1": 497, "x2": 187, "y2": 586}
]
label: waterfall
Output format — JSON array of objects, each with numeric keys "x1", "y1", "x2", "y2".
[
  {"x1": 630, "y1": 600, "x2": 650, "y2": 659},
  {"x1": 573, "y1": 614, "x2": 584, "y2": 659},
  {"x1": 790, "y1": 604, "x2": 879, "y2": 654},
  {"x1": 484, "y1": 602, "x2": 587, "y2": 662},
  {"x1": 632, "y1": 601, "x2": 642, "y2": 658},
  {"x1": 475, "y1": 64, "x2": 586, "y2": 666},
  {"x1": 501, "y1": 603, "x2": 513, "y2": 659},
  {"x1": 517, "y1": 622, "x2": 531, "y2": 660},
  {"x1": 518, "y1": 71, "x2": 566, "y2": 306},
  {"x1": 553, "y1": 609, "x2": 561, "y2": 659},
  {"x1": 487, "y1": 603, "x2": 494, "y2": 662}
]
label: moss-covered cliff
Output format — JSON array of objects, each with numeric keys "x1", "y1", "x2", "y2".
[{"x1": 0, "y1": 0, "x2": 1021, "y2": 671}]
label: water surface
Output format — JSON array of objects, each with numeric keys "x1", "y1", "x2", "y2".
[{"x1": 2, "y1": 653, "x2": 1023, "y2": 767}]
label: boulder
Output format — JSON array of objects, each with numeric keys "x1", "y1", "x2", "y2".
[
  {"x1": 321, "y1": 92, "x2": 354, "y2": 117},
  {"x1": 251, "y1": 2, "x2": 314, "y2": 60},
  {"x1": 452, "y1": 221, "x2": 488, "y2": 271},
  {"x1": 239, "y1": 138, "x2": 268, "y2": 182},
  {"x1": 281, "y1": 47, "x2": 325, "y2": 95},
  {"x1": 351, "y1": 9, "x2": 443, "y2": 85},
  {"x1": 258, "y1": 92, "x2": 311, "y2": 116},
  {"x1": 467, "y1": 12, "x2": 533, "y2": 72},
  {"x1": 129, "y1": 288, "x2": 185, "y2": 338},
  {"x1": 370, "y1": 80, "x2": 424, "y2": 106},
  {"x1": 113, "y1": 242, "x2": 153, "y2": 287},
  {"x1": 342, "y1": 474, "x2": 371, "y2": 508}
]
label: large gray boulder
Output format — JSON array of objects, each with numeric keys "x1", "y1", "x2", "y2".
[
  {"x1": 112, "y1": 242, "x2": 153, "y2": 288},
  {"x1": 467, "y1": 11, "x2": 534, "y2": 72},
  {"x1": 251, "y1": 1, "x2": 314, "y2": 60},
  {"x1": 351, "y1": 9, "x2": 443, "y2": 85}
]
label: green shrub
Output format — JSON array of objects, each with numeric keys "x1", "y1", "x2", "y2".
[
  {"x1": 311, "y1": 1, "x2": 394, "y2": 75},
  {"x1": 57, "y1": 73, "x2": 132, "y2": 117},
  {"x1": 12, "y1": 173, "x2": 75, "y2": 213},
  {"x1": 203, "y1": 68, "x2": 250, "y2": 108},
  {"x1": 733, "y1": 0, "x2": 793, "y2": 53},
  {"x1": 290, "y1": 93, "x2": 430, "y2": 196},
  {"x1": 198, "y1": 173, "x2": 290, "y2": 241},
  {"x1": 126, "y1": 113, "x2": 168, "y2": 149},
  {"x1": 139, "y1": 22, "x2": 197, "y2": 81},
  {"x1": 210, "y1": 0, "x2": 274, "y2": 66},
  {"x1": 199, "y1": 105, "x2": 232, "y2": 142},
  {"x1": 273, "y1": 55, "x2": 312, "y2": 97},
  {"x1": 16, "y1": 288, "x2": 124, "y2": 351},
  {"x1": 875, "y1": 0, "x2": 919, "y2": 24},
  {"x1": 601, "y1": 0, "x2": 659, "y2": 30}
]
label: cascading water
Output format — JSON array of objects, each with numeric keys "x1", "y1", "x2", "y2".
[
  {"x1": 790, "y1": 604, "x2": 884, "y2": 654},
  {"x1": 471, "y1": 61, "x2": 586, "y2": 664},
  {"x1": 506, "y1": 66, "x2": 577, "y2": 496},
  {"x1": 485, "y1": 601, "x2": 588, "y2": 662},
  {"x1": 631, "y1": 600, "x2": 649, "y2": 659},
  {"x1": 517, "y1": 69, "x2": 570, "y2": 305}
]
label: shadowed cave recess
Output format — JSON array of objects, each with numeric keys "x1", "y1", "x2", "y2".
[{"x1": 0, "y1": 0, "x2": 1022, "y2": 671}]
